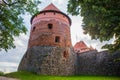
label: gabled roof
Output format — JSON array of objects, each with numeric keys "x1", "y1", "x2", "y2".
[
  {"x1": 74, "y1": 41, "x2": 89, "y2": 49},
  {"x1": 74, "y1": 41, "x2": 96, "y2": 53},
  {"x1": 42, "y1": 3, "x2": 60, "y2": 11}
]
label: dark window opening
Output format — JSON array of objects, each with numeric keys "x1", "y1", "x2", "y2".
[
  {"x1": 32, "y1": 26, "x2": 36, "y2": 32},
  {"x1": 78, "y1": 50, "x2": 80, "y2": 53},
  {"x1": 48, "y1": 23, "x2": 53, "y2": 29},
  {"x1": 63, "y1": 50, "x2": 69, "y2": 59},
  {"x1": 54, "y1": 12, "x2": 56, "y2": 15},
  {"x1": 44, "y1": 12, "x2": 46, "y2": 15},
  {"x1": 55, "y1": 36, "x2": 60, "y2": 43}
]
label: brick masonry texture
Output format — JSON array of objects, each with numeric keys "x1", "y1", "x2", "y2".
[{"x1": 28, "y1": 19, "x2": 71, "y2": 48}]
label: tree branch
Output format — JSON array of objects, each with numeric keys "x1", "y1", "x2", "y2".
[
  {"x1": 2, "y1": 0, "x2": 8, "y2": 5},
  {"x1": 2, "y1": 0, "x2": 20, "y2": 6}
]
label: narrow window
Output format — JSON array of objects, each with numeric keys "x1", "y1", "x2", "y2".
[
  {"x1": 55, "y1": 36, "x2": 60, "y2": 43},
  {"x1": 54, "y1": 12, "x2": 56, "y2": 15},
  {"x1": 32, "y1": 26, "x2": 36, "y2": 32},
  {"x1": 44, "y1": 12, "x2": 46, "y2": 15},
  {"x1": 63, "y1": 50, "x2": 69, "y2": 59},
  {"x1": 48, "y1": 23, "x2": 53, "y2": 29}
]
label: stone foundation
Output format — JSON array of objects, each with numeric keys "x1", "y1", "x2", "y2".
[
  {"x1": 18, "y1": 46, "x2": 120, "y2": 76},
  {"x1": 18, "y1": 46, "x2": 76, "y2": 76}
]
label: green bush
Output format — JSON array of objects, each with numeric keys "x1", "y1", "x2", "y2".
[{"x1": 0, "y1": 71, "x2": 4, "y2": 76}]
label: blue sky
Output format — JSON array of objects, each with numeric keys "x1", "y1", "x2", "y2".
[{"x1": 0, "y1": 0, "x2": 113, "y2": 73}]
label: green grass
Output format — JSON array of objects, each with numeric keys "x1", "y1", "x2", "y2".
[{"x1": 4, "y1": 71, "x2": 120, "y2": 80}]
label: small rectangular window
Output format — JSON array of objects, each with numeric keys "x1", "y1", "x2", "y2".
[
  {"x1": 55, "y1": 36, "x2": 60, "y2": 43},
  {"x1": 48, "y1": 23, "x2": 53, "y2": 29}
]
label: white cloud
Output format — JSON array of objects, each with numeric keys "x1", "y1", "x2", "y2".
[
  {"x1": 0, "y1": 62, "x2": 18, "y2": 67},
  {"x1": 0, "y1": 67, "x2": 17, "y2": 73},
  {"x1": 14, "y1": 33, "x2": 29, "y2": 47},
  {"x1": 70, "y1": 15, "x2": 84, "y2": 46},
  {"x1": 14, "y1": 39, "x2": 24, "y2": 47},
  {"x1": 0, "y1": 62, "x2": 18, "y2": 73},
  {"x1": 52, "y1": 0, "x2": 64, "y2": 4}
]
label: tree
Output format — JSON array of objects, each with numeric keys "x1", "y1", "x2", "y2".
[
  {"x1": 67, "y1": 0, "x2": 120, "y2": 52},
  {"x1": 0, "y1": 0, "x2": 41, "y2": 51}
]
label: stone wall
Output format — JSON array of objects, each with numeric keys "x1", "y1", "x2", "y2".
[
  {"x1": 76, "y1": 50, "x2": 120, "y2": 76},
  {"x1": 18, "y1": 46, "x2": 76, "y2": 76},
  {"x1": 18, "y1": 46, "x2": 120, "y2": 76}
]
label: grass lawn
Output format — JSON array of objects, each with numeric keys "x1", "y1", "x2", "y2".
[{"x1": 4, "y1": 71, "x2": 120, "y2": 80}]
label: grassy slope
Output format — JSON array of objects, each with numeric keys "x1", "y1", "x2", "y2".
[{"x1": 4, "y1": 71, "x2": 120, "y2": 80}]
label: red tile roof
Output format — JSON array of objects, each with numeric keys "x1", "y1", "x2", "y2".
[
  {"x1": 74, "y1": 41, "x2": 89, "y2": 50},
  {"x1": 74, "y1": 41, "x2": 96, "y2": 53},
  {"x1": 42, "y1": 3, "x2": 60, "y2": 11}
]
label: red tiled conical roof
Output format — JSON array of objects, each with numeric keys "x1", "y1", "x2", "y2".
[
  {"x1": 42, "y1": 3, "x2": 60, "y2": 11},
  {"x1": 31, "y1": 3, "x2": 71, "y2": 25}
]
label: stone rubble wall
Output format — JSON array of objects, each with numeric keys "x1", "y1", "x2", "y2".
[
  {"x1": 18, "y1": 45, "x2": 120, "y2": 76},
  {"x1": 18, "y1": 46, "x2": 76, "y2": 76},
  {"x1": 76, "y1": 50, "x2": 120, "y2": 76}
]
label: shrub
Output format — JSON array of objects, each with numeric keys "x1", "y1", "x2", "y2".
[{"x1": 0, "y1": 71, "x2": 4, "y2": 76}]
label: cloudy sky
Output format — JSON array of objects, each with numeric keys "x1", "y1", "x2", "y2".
[{"x1": 0, "y1": 0, "x2": 113, "y2": 73}]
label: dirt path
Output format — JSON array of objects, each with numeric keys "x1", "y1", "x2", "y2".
[{"x1": 0, "y1": 77, "x2": 19, "y2": 80}]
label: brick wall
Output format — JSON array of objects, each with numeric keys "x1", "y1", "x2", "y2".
[{"x1": 28, "y1": 12, "x2": 71, "y2": 48}]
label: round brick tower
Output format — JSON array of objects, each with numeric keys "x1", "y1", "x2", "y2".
[
  {"x1": 28, "y1": 3, "x2": 71, "y2": 48},
  {"x1": 18, "y1": 3, "x2": 76, "y2": 76}
]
